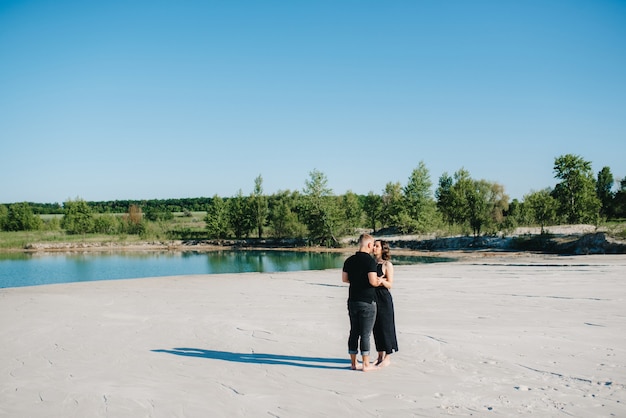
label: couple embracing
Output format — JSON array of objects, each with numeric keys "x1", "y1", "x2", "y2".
[{"x1": 342, "y1": 233, "x2": 399, "y2": 371}]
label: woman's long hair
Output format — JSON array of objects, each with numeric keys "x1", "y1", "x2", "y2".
[{"x1": 376, "y1": 239, "x2": 391, "y2": 261}]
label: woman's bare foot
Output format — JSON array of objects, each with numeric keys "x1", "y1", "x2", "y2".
[{"x1": 378, "y1": 356, "x2": 391, "y2": 368}]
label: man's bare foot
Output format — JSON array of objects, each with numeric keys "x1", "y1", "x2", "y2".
[
  {"x1": 351, "y1": 361, "x2": 363, "y2": 370},
  {"x1": 362, "y1": 363, "x2": 378, "y2": 372}
]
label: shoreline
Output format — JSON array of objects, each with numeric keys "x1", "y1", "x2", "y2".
[
  {"x1": 8, "y1": 239, "x2": 543, "y2": 262},
  {"x1": 3, "y1": 223, "x2": 623, "y2": 256},
  {"x1": 7, "y1": 229, "x2": 626, "y2": 258}
]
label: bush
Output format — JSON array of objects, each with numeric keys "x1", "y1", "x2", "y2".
[
  {"x1": 510, "y1": 234, "x2": 557, "y2": 252},
  {"x1": 93, "y1": 215, "x2": 119, "y2": 234},
  {"x1": 4, "y1": 203, "x2": 43, "y2": 231}
]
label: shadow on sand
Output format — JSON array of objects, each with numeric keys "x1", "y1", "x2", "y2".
[{"x1": 152, "y1": 348, "x2": 351, "y2": 370}]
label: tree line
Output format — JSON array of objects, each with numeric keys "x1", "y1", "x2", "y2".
[{"x1": 1, "y1": 154, "x2": 624, "y2": 245}]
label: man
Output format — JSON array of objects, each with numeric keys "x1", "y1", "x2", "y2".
[{"x1": 342, "y1": 233, "x2": 380, "y2": 371}]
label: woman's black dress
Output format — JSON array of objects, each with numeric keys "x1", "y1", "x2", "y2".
[{"x1": 373, "y1": 263, "x2": 399, "y2": 354}]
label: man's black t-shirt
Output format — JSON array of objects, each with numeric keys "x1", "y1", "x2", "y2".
[{"x1": 343, "y1": 251, "x2": 378, "y2": 303}]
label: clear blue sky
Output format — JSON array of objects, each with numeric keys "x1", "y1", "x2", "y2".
[{"x1": 1, "y1": 0, "x2": 625, "y2": 204}]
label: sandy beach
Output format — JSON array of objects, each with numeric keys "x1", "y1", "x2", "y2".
[{"x1": 1, "y1": 253, "x2": 625, "y2": 417}]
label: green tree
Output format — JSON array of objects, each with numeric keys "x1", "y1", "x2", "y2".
[
  {"x1": 435, "y1": 172, "x2": 454, "y2": 225},
  {"x1": 596, "y1": 166, "x2": 615, "y2": 219},
  {"x1": 403, "y1": 161, "x2": 438, "y2": 232},
  {"x1": 516, "y1": 199, "x2": 536, "y2": 227},
  {"x1": 0, "y1": 204, "x2": 8, "y2": 230},
  {"x1": 463, "y1": 180, "x2": 509, "y2": 236},
  {"x1": 435, "y1": 169, "x2": 508, "y2": 235},
  {"x1": 363, "y1": 192, "x2": 382, "y2": 232},
  {"x1": 268, "y1": 191, "x2": 304, "y2": 238},
  {"x1": 502, "y1": 198, "x2": 521, "y2": 232},
  {"x1": 62, "y1": 198, "x2": 94, "y2": 234},
  {"x1": 447, "y1": 168, "x2": 474, "y2": 228},
  {"x1": 613, "y1": 177, "x2": 626, "y2": 219},
  {"x1": 552, "y1": 154, "x2": 601, "y2": 224},
  {"x1": 301, "y1": 169, "x2": 341, "y2": 246},
  {"x1": 341, "y1": 191, "x2": 363, "y2": 232},
  {"x1": 486, "y1": 181, "x2": 509, "y2": 232},
  {"x1": 205, "y1": 195, "x2": 229, "y2": 239},
  {"x1": 524, "y1": 189, "x2": 558, "y2": 233},
  {"x1": 228, "y1": 189, "x2": 254, "y2": 239},
  {"x1": 380, "y1": 181, "x2": 404, "y2": 230},
  {"x1": 4, "y1": 202, "x2": 42, "y2": 231},
  {"x1": 466, "y1": 180, "x2": 491, "y2": 236},
  {"x1": 250, "y1": 174, "x2": 268, "y2": 238}
]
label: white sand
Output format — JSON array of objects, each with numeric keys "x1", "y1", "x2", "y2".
[{"x1": 1, "y1": 253, "x2": 625, "y2": 417}]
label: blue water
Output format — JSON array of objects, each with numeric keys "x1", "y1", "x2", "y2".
[{"x1": 0, "y1": 250, "x2": 454, "y2": 289}]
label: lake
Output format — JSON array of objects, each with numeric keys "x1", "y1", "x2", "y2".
[{"x1": 0, "y1": 250, "x2": 455, "y2": 289}]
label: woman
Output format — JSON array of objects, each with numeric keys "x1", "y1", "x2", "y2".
[{"x1": 372, "y1": 239, "x2": 398, "y2": 367}]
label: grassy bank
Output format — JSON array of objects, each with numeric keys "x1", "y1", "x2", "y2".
[
  {"x1": 0, "y1": 231, "x2": 146, "y2": 251},
  {"x1": 2, "y1": 211, "x2": 625, "y2": 253}
]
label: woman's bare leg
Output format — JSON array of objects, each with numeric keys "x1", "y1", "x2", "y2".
[{"x1": 375, "y1": 351, "x2": 384, "y2": 366}]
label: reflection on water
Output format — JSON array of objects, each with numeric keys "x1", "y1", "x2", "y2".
[
  {"x1": 0, "y1": 250, "x2": 454, "y2": 289},
  {"x1": 203, "y1": 251, "x2": 347, "y2": 274}
]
